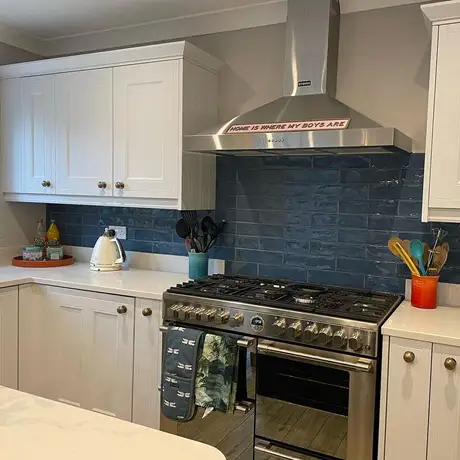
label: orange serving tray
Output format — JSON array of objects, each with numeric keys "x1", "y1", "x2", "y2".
[{"x1": 12, "y1": 255, "x2": 74, "y2": 268}]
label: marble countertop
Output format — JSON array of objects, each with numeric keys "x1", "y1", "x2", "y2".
[
  {"x1": 382, "y1": 300, "x2": 460, "y2": 346},
  {"x1": 0, "y1": 386, "x2": 225, "y2": 460},
  {"x1": 0, "y1": 263, "x2": 188, "y2": 300}
]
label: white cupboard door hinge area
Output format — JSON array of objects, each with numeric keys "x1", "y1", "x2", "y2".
[{"x1": 113, "y1": 61, "x2": 180, "y2": 200}]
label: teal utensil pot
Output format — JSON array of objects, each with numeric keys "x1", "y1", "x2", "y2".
[{"x1": 189, "y1": 252, "x2": 209, "y2": 279}]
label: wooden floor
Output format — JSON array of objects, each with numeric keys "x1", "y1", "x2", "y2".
[{"x1": 171, "y1": 395, "x2": 347, "y2": 460}]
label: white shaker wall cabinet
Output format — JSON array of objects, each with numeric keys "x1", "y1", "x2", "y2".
[
  {"x1": 55, "y1": 69, "x2": 113, "y2": 197},
  {"x1": 0, "y1": 41, "x2": 220, "y2": 210},
  {"x1": 22, "y1": 75, "x2": 55, "y2": 194},
  {"x1": 422, "y1": 1, "x2": 460, "y2": 222},
  {"x1": 0, "y1": 286, "x2": 18, "y2": 390}
]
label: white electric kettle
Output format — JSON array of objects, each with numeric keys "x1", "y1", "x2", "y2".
[{"x1": 90, "y1": 228, "x2": 126, "y2": 271}]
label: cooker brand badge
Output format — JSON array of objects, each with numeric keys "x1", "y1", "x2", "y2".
[
  {"x1": 250, "y1": 315, "x2": 264, "y2": 332},
  {"x1": 226, "y1": 118, "x2": 350, "y2": 134}
]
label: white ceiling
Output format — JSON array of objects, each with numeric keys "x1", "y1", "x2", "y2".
[
  {"x1": 0, "y1": 0, "x2": 280, "y2": 40},
  {"x1": 0, "y1": 0, "x2": 430, "y2": 40},
  {"x1": 0, "y1": 0, "x2": 433, "y2": 56}
]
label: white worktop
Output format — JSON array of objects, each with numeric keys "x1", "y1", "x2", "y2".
[
  {"x1": 0, "y1": 386, "x2": 224, "y2": 460},
  {"x1": 0, "y1": 263, "x2": 188, "y2": 300},
  {"x1": 382, "y1": 300, "x2": 460, "y2": 346}
]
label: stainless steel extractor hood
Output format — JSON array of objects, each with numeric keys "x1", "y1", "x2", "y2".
[{"x1": 183, "y1": 0, "x2": 413, "y2": 155}]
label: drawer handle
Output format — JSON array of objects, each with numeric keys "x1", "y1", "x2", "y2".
[
  {"x1": 41, "y1": 180, "x2": 51, "y2": 188},
  {"x1": 142, "y1": 307, "x2": 152, "y2": 317},
  {"x1": 445, "y1": 357, "x2": 457, "y2": 371},
  {"x1": 115, "y1": 181, "x2": 125, "y2": 190},
  {"x1": 117, "y1": 305, "x2": 127, "y2": 314},
  {"x1": 97, "y1": 181, "x2": 107, "y2": 189},
  {"x1": 403, "y1": 351, "x2": 415, "y2": 363}
]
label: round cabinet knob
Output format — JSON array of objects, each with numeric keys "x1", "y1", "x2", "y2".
[
  {"x1": 97, "y1": 181, "x2": 107, "y2": 189},
  {"x1": 229, "y1": 313, "x2": 244, "y2": 327},
  {"x1": 318, "y1": 326, "x2": 333, "y2": 345},
  {"x1": 41, "y1": 180, "x2": 51, "y2": 188},
  {"x1": 142, "y1": 307, "x2": 152, "y2": 317},
  {"x1": 272, "y1": 318, "x2": 287, "y2": 336},
  {"x1": 304, "y1": 323, "x2": 319, "y2": 342},
  {"x1": 403, "y1": 351, "x2": 415, "y2": 364},
  {"x1": 215, "y1": 311, "x2": 230, "y2": 325},
  {"x1": 445, "y1": 357, "x2": 457, "y2": 371},
  {"x1": 117, "y1": 305, "x2": 127, "y2": 314},
  {"x1": 349, "y1": 331, "x2": 363, "y2": 351},
  {"x1": 287, "y1": 320, "x2": 302, "y2": 339},
  {"x1": 115, "y1": 181, "x2": 125, "y2": 190},
  {"x1": 332, "y1": 329, "x2": 348, "y2": 349}
]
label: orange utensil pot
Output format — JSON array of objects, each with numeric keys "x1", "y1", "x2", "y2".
[{"x1": 411, "y1": 275, "x2": 439, "y2": 309}]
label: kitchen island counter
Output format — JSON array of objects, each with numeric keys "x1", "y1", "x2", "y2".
[{"x1": 0, "y1": 386, "x2": 225, "y2": 460}]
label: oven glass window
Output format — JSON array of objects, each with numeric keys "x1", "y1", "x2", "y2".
[{"x1": 256, "y1": 353, "x2": 349, "y2": 459}]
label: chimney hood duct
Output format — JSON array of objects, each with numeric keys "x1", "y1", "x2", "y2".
[{"x1": 183, "y1": 0, "x2": 413, "y2": 155}]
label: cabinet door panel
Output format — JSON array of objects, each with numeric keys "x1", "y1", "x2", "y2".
[
  {"x1": 22, "y1": 75, "x2": 55, "y2": 194},
  {"x1": 0, "y1": 287, "x2": 18, "y2": 389},
  {"x1": 385, "y1": 337, "x2": 432, "y2": 460},
  {"x1": 1, "y1": 79, "x2": 22, "y2": 193},
  {"x1": 428, "y1": 344, "x2": 460, "y2": 460},
  {"x1": 113, "y1": 61, "x2": 180, "y2": 199},
  {"x1": 55, "y1": 68, "x2": 113, "y2": 196},
  {"x1": 132, "y1": 298, "x2": 162, "y2": 429},
  {"x1": 18, "y1": 285, "x2": 54, "y2": 399},
  {"x1": 429, "y1": 22, "x2": 460, "y2": 208},
  {"x1": 84, "y1": 295, "x2": 134, "y2": 420}
]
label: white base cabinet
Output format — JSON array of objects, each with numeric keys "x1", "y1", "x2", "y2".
[
  {"x1": 380, "y1": 336, "x2": 460, "y2": 460},
  {"x1": 0, "y1": 286, "x2": 18, "y2": 389},
  {"x1": 19, "y1": 285, "x2": 135, "y2": 421},
  {"x1": 132, "y1": 298, "x2": 163, "y2": 429},
  {"x1": 0, "y1": 41, "x2": 219, "y2": 210}
]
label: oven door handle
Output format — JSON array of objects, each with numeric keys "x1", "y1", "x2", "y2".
[
  {"x1": 257, "y1": 340, "x2": 374, "y2": 373},
  {"x1": 254, "y1": 441, "x2": 303, "y2": 460}
]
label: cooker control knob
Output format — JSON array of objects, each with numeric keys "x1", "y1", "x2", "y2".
[
  {"x1": 167, "y1": 303, "x2": 183, "y2": 318},
  {"x1": 178, "y1": 306, "x2": 193, "y2": 320},
  {"x1": 272, "y1": 318, "x2": 286, "y2": 336},
  {"x1": 318, "y1": 325, "x2": 333, "y2": 344},
  {"x1": 332, "y1": 329, "x2": 348, "y2": 349},
  {"x1": 229, "y1": 313, "x2": 244, "y2": 327},
  {"x1": 215, "y1": 311, "x2": 230, "y2": 325},
  {"x1": 304, "y1": 323, "x2": 319, "y2": 342},
  {"x1": 193, "y1": 308, "x2": 206, "y2": 321},
  {"x1": 287, "y1": 320, "x2": 302, "y2": 339},
  {"x1": 204, "y1": 309, "x2": 216, "y2": 322},
  {"x1": 349, "y1": 331, "x2": 363, "y2": 351}
]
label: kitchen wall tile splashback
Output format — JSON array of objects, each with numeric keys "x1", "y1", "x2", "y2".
[{"x1": 48, "y1": 153, "x2": 460, "y2": 294}]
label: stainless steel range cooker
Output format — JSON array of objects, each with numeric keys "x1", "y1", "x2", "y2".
[{"x1": 161, "y1": 275, "x2": 403, "y2": 460}]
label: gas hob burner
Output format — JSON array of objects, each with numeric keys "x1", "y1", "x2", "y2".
[
  {"x1": 244, "y1": 287, "x2": 288, "y2": 302},
  {"x1": 291, "y1": 285, "x2": 328, "y2": 305}
]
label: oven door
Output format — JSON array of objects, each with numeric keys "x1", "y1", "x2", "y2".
[
  {"x1": 255, "y1": 340, "x2": 377, "y2": 460},
  {"x1": 160, "y1": 326, "x2": 256, "y2": 460}
]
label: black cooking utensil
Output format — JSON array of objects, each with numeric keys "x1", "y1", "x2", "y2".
[{"x1": 176, "y1": 219, "x2": 190, "y2": 239}]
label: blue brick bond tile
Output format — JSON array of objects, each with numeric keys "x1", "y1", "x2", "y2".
[{"x1": 48, "y1": 153, "x2": 444, "y2": 295}]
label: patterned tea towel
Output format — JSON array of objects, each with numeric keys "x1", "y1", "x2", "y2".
[
  {"x1": 195, "y1": 334, "x2": 239, "y2": 413},
  {"x1": 161, "y1": 326, "x2": 204, "y2": 422}
]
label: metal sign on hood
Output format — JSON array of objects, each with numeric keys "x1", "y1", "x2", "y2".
[{"x1": 227, "y1": 119, "x2": 350, "y2": 134}]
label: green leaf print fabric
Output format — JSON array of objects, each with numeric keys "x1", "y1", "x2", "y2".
[{"x1": 195, "y1": 334, "x2": 239, "y2": 413}]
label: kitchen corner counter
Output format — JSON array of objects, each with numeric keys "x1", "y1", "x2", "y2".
[
  {"x1": 0, "y1": 386, "x2": 225, "y2": 460},
  {"x1": 382, "y1": 300, "x2": 460, "y2": 346},
  {"x1": 0, "y1": 263, "x2": 189, "y2": 300}
]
